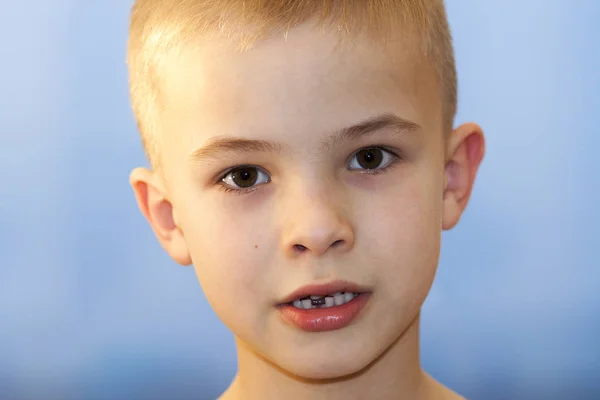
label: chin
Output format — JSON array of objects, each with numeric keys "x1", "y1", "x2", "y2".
[{"x1": 276, "y1": 346, "x2": 376, "y2": 381}]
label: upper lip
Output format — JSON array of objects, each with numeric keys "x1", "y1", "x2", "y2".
[{"x1": 278, "y1": 280, "x2": 372, "y2": 304}]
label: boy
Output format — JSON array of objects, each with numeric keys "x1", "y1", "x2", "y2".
[{"x1": 126, "y1": 0, "x2": 485, "y2": 399}]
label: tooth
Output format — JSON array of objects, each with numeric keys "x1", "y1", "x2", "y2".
[
  {"x1": 344, "y1": 292, "x2": 354, "y2": 303},
  {"x1": 310, "y1": 295, "x2": 324, "y2": 299},
  {"x1": 293, "y1": 299, "x2": 303, "y2": 308},
  {"x1": 332, "y1": 292, "x2": 343, "y2": 296},
  {"x1": 325, "y1": 296, "x2": 334, "y2": 307},
  {"x1": 301, "y1": 299, "x2": 312, "y2": 309},
  {"x1": 334, "y1": 294, "x2": 345, "y2": 306}
]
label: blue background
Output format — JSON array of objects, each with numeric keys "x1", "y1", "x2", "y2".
[{"x1": 1, "y1": 0, "x2": 598, "y2": 399}]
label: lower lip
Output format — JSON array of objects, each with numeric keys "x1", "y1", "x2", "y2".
[{"x1": 277, "y1": 293, "x2": 371, "y2": 332}]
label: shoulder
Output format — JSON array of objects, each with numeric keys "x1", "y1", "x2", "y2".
[{"x1": 423, "y1": 373, "x2": 465, "y2": 400}]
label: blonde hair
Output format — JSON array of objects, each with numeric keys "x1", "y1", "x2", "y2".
[{"x1": 127, "y1": 0, "x2": 456, "y2": 170}]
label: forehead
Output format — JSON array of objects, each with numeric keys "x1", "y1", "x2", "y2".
[{"x1": 158, "y1": 22, "x2": 442, "y2": 157}]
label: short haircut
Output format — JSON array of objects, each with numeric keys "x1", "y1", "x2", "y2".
[{"x1": 127, "y1": 0, "x2": 457, "y2": 169}]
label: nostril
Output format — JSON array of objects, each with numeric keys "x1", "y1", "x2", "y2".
[
  {"x1": 294, "y1": 244, "x2": 307, "y2": 252},
  {"x1": 332, "y1": 240, "x2": 344, "y2": 248}
]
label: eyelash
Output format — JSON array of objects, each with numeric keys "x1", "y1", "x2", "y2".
[{"x1": 215, "y1": 146, "x2": 401, "y2": 195}]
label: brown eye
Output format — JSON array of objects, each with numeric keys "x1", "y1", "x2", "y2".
[
  {"x1": 348, "y1": 147, "x2": 397, "y2": 172},
  {"x1": 231, "y1": 168, "x2": 258, "y2": 187},
  {"x1": 222, "y1": 166, "x2": 270, "y2": 189},
  {"x1": 355, "y1": 148, "x2": 383, "y2": 169}
]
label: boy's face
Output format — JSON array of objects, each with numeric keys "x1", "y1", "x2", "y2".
[{"x1": 132, "y1": 21, "x2": 483, "y2": 379}]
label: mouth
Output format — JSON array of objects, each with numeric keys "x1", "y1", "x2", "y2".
[
  {"x1": 277, "y1": 280, "x2": 371, "y2": 305},
  {"x1": 290, "y1": 291, "x2": 361, "y2": 310},
  {"x1": 276, "y1": 280, "x2": 372, "y2": 332}
]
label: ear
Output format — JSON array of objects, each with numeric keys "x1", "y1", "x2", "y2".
[
  {"x1": 442, "y1": 123, "x2": 485, "y2": 230},
  {"x1": 129, "y1": 167, "x2": 192, "y2": 265}
]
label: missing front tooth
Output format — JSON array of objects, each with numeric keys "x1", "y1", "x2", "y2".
[{"x1": 311, "y1": 297, "x2": 326, "y2": 307}]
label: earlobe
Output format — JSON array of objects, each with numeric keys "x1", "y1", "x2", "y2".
[
  {"x1": 129, "y1": 167, "x2": 192, "y2": 265},
  {"x1": 442, "y1": 123, "x2": 485, "y2": 230}
]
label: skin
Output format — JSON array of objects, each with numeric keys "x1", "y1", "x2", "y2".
[{"x1": 129, "y1": 19, "x2": 485, "y2": 400}]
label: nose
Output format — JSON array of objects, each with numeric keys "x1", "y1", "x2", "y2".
[{"x1": 280, "y1": 190, "x2": 355, "y2": 258}]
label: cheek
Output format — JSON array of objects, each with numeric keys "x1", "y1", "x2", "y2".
[
  {"x1": 366, "y1": 166, "x2": 443, "y2": 298},
  {"x1": 181, "y1": 195, "x2": 272, "y2": 326}
]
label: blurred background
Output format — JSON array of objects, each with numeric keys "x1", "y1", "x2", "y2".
[{"x1": 1, "y1": 0, "x2": 598, "y2": 399}]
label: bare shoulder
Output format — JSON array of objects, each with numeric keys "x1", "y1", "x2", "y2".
[
  {"x1": 423, "y1": 373, "x2": 465, "y2": 400},
  {"x1": 438, "y1": 386, "x2": 465, "y2": 400}
]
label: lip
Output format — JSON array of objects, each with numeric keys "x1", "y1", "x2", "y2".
[
  {"x1": 277, "y1": 280, "x2": 372, "y2": 305},
  {"x1": 277, "y1": 292, "x2": 372, "y2": 332},
  {"x1": 275, "y1": 280, "x2": 373, "y2": 333}
]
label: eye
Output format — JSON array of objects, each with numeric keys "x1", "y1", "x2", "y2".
[
  {"x1": 221, "y1": 165, "x2": 270, "y2": 190},
  {"x1": 348, "y1": 147, "x2": 397, "y2": 171}
]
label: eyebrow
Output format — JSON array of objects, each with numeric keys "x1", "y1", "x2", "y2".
[{"x1": 188, "y1": 113, "x2": 420, "y2": 165}]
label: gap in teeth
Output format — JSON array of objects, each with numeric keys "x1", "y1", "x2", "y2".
[{"x1": 292, "y1": 292, "x2": 359, "y2": 309}]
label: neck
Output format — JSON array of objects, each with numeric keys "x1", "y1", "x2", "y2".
[{"x1": 221, "y1": 313, "x2": 440, "y2": 400}]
